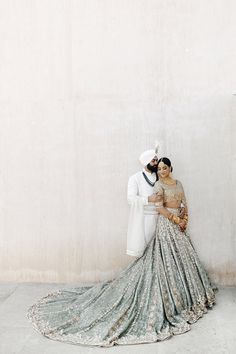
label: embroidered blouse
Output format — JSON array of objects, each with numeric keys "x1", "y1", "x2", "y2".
[{"x1": 153, "y1": 179, "x2": 187, "y2": 209}]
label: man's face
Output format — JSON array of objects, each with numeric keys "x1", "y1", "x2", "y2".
[{"x1": 147, "y1": 157, "x2": 158, "y2": 173}]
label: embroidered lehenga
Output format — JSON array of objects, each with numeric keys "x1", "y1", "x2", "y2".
[{"x1": 27, "y1": 179, "x2": 217, "y2": 347}]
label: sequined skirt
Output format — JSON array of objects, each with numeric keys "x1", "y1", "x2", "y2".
[{"x1": 27, "y1": 214, "x2": 217, "y2": 347}]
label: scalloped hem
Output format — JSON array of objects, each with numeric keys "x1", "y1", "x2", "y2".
[{"x1": 26, "y1": 288, "x2": 217, "y2": 348}]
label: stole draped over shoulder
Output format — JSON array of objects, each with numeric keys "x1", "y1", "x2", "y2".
[{"x1": 27, "y1": 179, "x2": 217, "y2": 347}]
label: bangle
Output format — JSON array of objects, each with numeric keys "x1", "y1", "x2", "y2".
[
  {"x1": 183, "y1": 216, "x2": 188, "y2": 224},
  {"x1": 172, "y1": 215, "x2": 181, "y2": 225},
  {"x1": 168, "y1": 213, "x2": 180, "y2": 225}
]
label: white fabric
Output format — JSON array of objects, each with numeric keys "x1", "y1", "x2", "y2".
[
  {"x1": 127, "y1": 170, "x2": 158, "y2": 257},
  {"x1": 139, "y1": 149, "x2": 157, "y2": 166},
  {"x1": 126, "y1": 197, "x2": 146, "y2": 257}
]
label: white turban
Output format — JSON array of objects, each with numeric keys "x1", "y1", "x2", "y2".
[{"x1": 139, "y1": 149, "x2": 157, "y2": 166}]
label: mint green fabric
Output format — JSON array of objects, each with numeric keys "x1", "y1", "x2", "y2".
[{"x1": 27, "y1": 208, "x2": 217, "y2": 347}]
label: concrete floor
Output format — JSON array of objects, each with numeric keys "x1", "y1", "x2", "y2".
[{"x1": 0, "y1": 283, "x2": 235, "y2": 354}]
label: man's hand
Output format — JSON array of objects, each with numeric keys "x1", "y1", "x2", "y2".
[{"x1": 148, "y1": 193, "x2": 158, "y2": 203}]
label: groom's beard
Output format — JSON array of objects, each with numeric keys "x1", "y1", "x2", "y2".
[{"x1": 146, "y1": 163, "x2": 157, "y2": 173}]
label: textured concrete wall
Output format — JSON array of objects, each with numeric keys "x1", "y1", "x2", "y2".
[{"x1": 0, "y1": 0, "x2": 235, "y2": 285}]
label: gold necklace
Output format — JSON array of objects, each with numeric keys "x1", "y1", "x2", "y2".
[{"x1": 160, "y1": 178, "x2": 176, "y2": 186}]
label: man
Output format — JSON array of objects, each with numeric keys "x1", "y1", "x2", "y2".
[{"x1": 126, "y1": 147, "x2": 160, "y2": 257}]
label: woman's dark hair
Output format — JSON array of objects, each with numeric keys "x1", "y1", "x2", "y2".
[{"x1": 157, "y1": 157, "x2": 173, "y2": 172}]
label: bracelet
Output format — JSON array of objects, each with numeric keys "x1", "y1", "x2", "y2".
[
  {"x1": 179, "y1": 219, "x2": 188, "y2": 229},
  {"x1": 183, "y1": 215, "x2": 188, "y2": 225},
  {"x1": 172, "y1": 215, "x2": 181, "y2": 225},
  {"x1": 168, "y1": 213, "x2": 180, "y2": 225}
]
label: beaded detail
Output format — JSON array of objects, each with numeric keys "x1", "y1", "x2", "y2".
[
  {"x1": 27, "y1": 211, "x2": 217, "y2": 347},
  {"x1": 154, "y1": 179, "x2": 187, "y2": 208}
]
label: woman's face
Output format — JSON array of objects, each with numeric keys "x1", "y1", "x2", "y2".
[{"x1": 158, "y1": 161, "x2": 171, "y2": 179}]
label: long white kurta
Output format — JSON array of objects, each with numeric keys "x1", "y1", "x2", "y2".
[{"x1": 126, "y1": 169, "x2": 158, "y2": 257}]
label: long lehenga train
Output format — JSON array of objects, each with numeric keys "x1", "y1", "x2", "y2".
[{"x1": 27, "y1": 208, "x2": 217, "y2": 347}]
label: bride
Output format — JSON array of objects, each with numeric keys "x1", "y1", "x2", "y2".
[{"x1": 27, "y1": 157, "x2": 217, "y2": 347}]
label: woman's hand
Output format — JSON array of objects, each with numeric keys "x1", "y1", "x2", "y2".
[
  {"x1": 179, "y1": 219, "x2": 187, "y2": 232},
  {"x1": 179, "y1": 207, "x2": 186, "y2": 219}
]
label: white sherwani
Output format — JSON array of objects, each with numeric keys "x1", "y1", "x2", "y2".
[{"x1": 127, "y1": 169, "x2": 158, "y2": 257}]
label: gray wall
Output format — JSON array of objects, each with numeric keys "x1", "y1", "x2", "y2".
[{"x1": 0, "y1": 0, "x2": 235, "y2": 285}]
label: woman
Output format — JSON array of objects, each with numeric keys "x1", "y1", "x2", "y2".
[{"x1": 27, "y1": 157, "x2": 217, "y2": 347}]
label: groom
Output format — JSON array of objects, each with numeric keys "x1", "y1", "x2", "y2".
[{"x1": 126, "y1": 148, "x2": 159, "y2": 257}]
